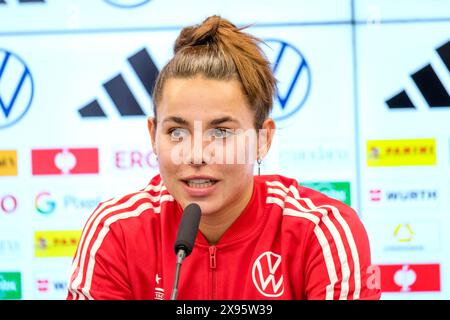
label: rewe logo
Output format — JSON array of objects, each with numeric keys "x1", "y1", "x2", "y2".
[
  {"x1": 386, "y1": 40, "x2": 450, "y2": 109},
  {"x1": 0, "y1": 49, "x2": 34, "y2": 129},
  {"x1": 252, "y1": 251, "x2": 284, "y2": 298}
]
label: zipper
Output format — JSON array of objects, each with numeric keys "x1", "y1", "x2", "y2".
[{"x1": 209, "y1": 246, "x2": 217, "y2": 299}]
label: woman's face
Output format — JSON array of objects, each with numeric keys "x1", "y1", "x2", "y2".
[{"x1": 148, "y1": 75, "x2": 271, "y2": 216}]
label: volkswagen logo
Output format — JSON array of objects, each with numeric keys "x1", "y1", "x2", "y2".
[
  {"x1": 262, "y1": 39, "x2": 311, "y2": 122},
  {"x1": 104, "y1": 0, "x2": 151, "y2": 8},
  {"x1": 0, "y1": 49, "x2": 34, "y2": 129},
  {"x1": 252, "y1": 251, "x2": 284, "y2": 297}
]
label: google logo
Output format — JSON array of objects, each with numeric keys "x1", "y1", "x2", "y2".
[{"x1": 35, "y1": 192, "x2": 56, "y2": 214}]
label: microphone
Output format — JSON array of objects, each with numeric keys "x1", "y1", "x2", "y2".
[{"x1": 170, "y1": 203, "x2": 201, "y2": 300}]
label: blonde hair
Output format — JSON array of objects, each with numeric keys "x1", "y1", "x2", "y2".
[{"x1": 152, "y1": 15, "x2": 276, "y2": 129}]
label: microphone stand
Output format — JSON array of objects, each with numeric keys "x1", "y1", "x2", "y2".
[
  {"x1": 170, "y1": 249, "x2": 186, "y2": 300},
  {"x1": 169, "y1": 202, "x2": 201, "y2": 300}
]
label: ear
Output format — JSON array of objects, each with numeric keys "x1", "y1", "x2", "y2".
[
  {"x1": 147, "y1": 116, "x2": 157, "y2": 155},
  {"x1": 258, "y1": 118, "x2": 276, "y2": 160}
]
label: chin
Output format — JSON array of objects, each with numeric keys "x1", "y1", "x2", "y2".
[{"x1": 180, "y1": 197, "x2": 219, "y2": 216}]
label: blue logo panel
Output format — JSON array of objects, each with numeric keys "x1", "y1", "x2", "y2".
[
  {"x1": 0, "y1": 49, "x2": 34, "y2": 129},
  {"x1": 104, "y1": 0, "x2": 151, "y2": 8},
  {"x1": 263, "y1": 39, "x2": 311, "y2": 121}
]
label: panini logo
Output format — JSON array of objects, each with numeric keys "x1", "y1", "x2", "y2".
[
  {"x1": 34, "y1": 230, "x2": 81, "y2": 258},
  {"x1": 0, "y1": 150, "x2": 17, "y2": 176},
  {"x1": 367, "y1": 139, "x2": 436, "y2": 166}
]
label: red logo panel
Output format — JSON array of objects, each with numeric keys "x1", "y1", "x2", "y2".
[
  {"x1": 378, "y1": 264, "x2": 440, "y2": 292},
  {"x1": 32, "y1": 148, "x2": 99, "y2": 175}
]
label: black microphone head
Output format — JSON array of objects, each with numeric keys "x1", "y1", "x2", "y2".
[{"x1": 174, "y1": 203, "x2": 201, "y2": 257}]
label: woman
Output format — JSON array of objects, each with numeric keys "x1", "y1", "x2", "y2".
[{"x1": 67, "y1": 15, "x2": 380, "y2": 300}]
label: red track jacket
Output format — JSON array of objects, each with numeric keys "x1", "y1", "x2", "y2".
[{"x1": 67, "y1": 174, "x2": 381, "y2": 300}]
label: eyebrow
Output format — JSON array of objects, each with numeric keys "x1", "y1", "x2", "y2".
[
  {"x1": 162, "y1": 116, "x2": 189, "y2": 126},
  {"x1": 162, "y1": 116, "x2": 240, "y2": 126},
  {"x1": 209, "y1": 116, "x2": 240, "y2": 126}
]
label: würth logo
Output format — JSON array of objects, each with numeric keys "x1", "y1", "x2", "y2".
[
  {"x1": 386, "y1": 40, "x2": 450, "y2": 109},
  {"x1": 31, "y1": 148, "x2": 99, "y2": 175},
  {"x1": 369, "y1": 189, "x2": 381, "y2": 201},
  {"x1": 78, "y1": 48, "x2": 158, "y2": 118},
  {"x1": 252, "y1": 251, "x2": 284, "y2": 298}
]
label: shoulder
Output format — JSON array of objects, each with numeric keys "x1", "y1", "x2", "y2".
[
  {"x1": 85, "y1": 174, "x2": 174, "y2": 234},
  {"x1": 256, "y1": 174, "x2": 364, "y2": 234}
]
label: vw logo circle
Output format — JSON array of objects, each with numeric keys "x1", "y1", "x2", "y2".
[
  {"x1": 262, "y1": 39, "x2": 311, "y2": 122},
  {"x1": 251, "y1": 251, "x2": 284, "y2": 297},
  {"x1": 104, "y1": 0, "x2": 151, "y2": 8},
  {"x1": 0, "y1": 49, "x2": 34, "y2": 129}
]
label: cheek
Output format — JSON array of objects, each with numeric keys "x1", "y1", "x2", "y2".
[
  {"x1": 154, "y1": 136, "x2": 178, "y2": 173},
  {"x1": 223, "y1": 134, "x2": 257, "y2": 165},
  {"x1": 218, "y1": 165, "x2": 253, "y2": 201}
]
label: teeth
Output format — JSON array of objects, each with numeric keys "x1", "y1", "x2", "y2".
[
  {"x1": 189, "y1": 179, "x2": 211, "y2": 184},
  {"x1": 187, "y1": 179, "x2": 216, "y2": 188}
]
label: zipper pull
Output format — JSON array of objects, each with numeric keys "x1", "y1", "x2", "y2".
[{"x1": 209, "y1": 246, "x2": 216, "y2": 269}]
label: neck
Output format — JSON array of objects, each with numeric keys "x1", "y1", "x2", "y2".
[{"x1": 199, "y1": 179, "x2": 254, "y2": 245}]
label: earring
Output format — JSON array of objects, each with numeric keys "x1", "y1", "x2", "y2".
[{"x1": 257, "y1": 158, "x2": 262, "y2": 176}]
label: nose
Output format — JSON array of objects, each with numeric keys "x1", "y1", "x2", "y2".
[
  {"x1": 184, "y1": 121, "x2": 209, "y2": 166},
  {"x1": 190, "y1": 141, "x2": 206, "y2": 165}
]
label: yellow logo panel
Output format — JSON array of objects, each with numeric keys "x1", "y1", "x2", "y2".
[
  {"x1": 367, "y1": 139, "x2": 436, "y2": 167},
  {"x1": 34, "y1": 230, "x2": 81, "y2": 258},
  {"x1": 0, "y1": 150, "x2": 18, "y2": 176}
]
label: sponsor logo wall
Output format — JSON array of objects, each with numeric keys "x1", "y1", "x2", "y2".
[{"x1": 0, "y1": 0, "x2": 449, "y2": 299}]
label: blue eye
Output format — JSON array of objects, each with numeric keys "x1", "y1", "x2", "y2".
[
  {"x1": 209, "y1": 128, "x2": 233, "y2": 139},
  {"x1": 169, "y1": 128, "x2": 189, "y2": 140}
]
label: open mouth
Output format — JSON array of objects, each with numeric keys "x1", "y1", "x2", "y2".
[{"x1": 182, "y1": 179, "x2": 219, "y2": 188}]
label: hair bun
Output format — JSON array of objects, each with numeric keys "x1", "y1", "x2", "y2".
[{"x1": 174, "y1": 15, "x2": 235, "y2": 53}]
